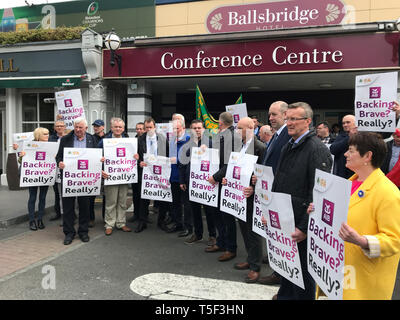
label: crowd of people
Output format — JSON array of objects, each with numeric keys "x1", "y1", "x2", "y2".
[{"x1": 16, "y1": 100, "x2": 400, "y2": 300}]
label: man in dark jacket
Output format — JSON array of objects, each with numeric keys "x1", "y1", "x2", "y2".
[
  {"x1": 56, "y1": 118, "x2": 98, "y2": 245},
  {"x1": 136, "y1": 117, "x2": 169, "y2": 233},
  {"x1": 48, "y1": 120, "x2": 67, "y2": 221},
  {"x1": 228, "y1": 117, "x2": 266, "y2": 283},
  {"x1": 272, "y1": 102, "x2": 332, "y2": 300},
  {"x1": 206, "y1": 112, "x2": 242, "y2": 262},
  {"x1": 330, "y1": 115, "x2": 356, "y2": 179}
]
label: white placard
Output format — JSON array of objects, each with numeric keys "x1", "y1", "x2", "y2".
[
  {"x1": 56, "y1": 89, "x2": 85, "y2": 130},
  {"x1": 141, "y1": 154, "x2": 172, "y2": 202},
  {"x1": 355, "y1": 72, "x2": 398, "y2": 132},
  {"x1": 13, "y1": 132, "x2": 33, "y2": 158},
  {"x1": 189, "y1": 147, "x2": 219, "y2": 207},
  {"x1": 220, "y1": 151, "x2": 258, "y2": 221},
  {"x1": 252, "y1": 164, "x2": 274, "y2": 238},
  {"x1": 19, "y1": 141, "x2": 58, "y2": 187},
  {"x1": 156, "y1": 123, "x2": 173, "y2": 140},
  {"x1": 308, "y1": 169, "x2": 351, "y2": 300},
  {"x1": 62, "y1": 148, "x2": 102, "y2": 197},
  {"x1": 226, "y1": 103, "x2": 248, "y2": 128},
  {"x1": 261, "y1": 192, "x2": 305, "y2": 290},
  {"x1": 103, "y1": 138, "x2": 138, "y2": 185}
]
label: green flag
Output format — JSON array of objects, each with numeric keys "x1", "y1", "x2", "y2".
[{"x1": 195, "y1": 85, "x2": 219, "y2": 133}]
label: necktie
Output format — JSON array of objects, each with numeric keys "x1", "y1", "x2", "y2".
[{"x1": 263, "y1": 133, "x2": 277, "y2": 162}]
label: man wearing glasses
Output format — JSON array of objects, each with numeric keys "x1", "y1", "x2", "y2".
[{"x1": 271, "y1": 102, "x2": 332, "y2": 300}]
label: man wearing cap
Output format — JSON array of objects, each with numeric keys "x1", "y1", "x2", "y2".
[
  {"x1": 90, "y1": 119, "x2": 105, "y2": 227},
  {"x1": 92, "y1": 119, "x2": 105, "y2": 146}
]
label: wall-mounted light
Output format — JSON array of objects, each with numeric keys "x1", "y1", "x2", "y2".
[{"x1": 104, "y1": 29, "x2": 122, "y2": 76}]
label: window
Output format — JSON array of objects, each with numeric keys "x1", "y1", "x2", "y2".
[{"x1": 22, "y1": 93, "x2": 55, "y2": 133}]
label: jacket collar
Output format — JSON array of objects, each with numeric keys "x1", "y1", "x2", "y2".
[{"x1": 348, "y1": 168, "x2": 384, "y2": 208}]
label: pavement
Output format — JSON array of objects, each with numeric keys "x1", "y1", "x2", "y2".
[{"x1": 0, "y1": 185, "x2": 56, "y2": 229}]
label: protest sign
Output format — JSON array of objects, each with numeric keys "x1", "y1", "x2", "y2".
[
  {"x1": 103, "y1": 138, "x2": 138, "y2": 185},
  {"x1": 308, "y1": 169, "x2": 351, "y2": 300},
  {"x1": 62, "y1": 148, "x2": 102, "y2": 197},
  {"x1": 189, "y1": 147, "x2": 219, "y2": 207},
  {"x1": 226, "y1": 103, "x2": 248, "y2": 128},
  {"x1": 355, "y1": 72, "x2": 398, "y2": 132},
  {"x1": 261, "y1": 192, "x2": 304, "y2": 289},
  {"x1": 141, "y1": 154, "x2": 172, "y2": 202},
  {"x1": 55, "y1": 89, "x2": 85, "y2": 129},
  {"x1": 156, "y1": 123, "x2": 173, "y2": 140},
  {"x1": 19, "y1": 141, "x2": 58, "y2": 187},
  {"x1": 220, "y1": 151, "x2": 258, "y2": 221},
  {"x1": 13, "y1": 132, "x2": 33, "y2": 158},
  {"x1": 252, "y1": 164, "x2": 274, "y2": 238}
]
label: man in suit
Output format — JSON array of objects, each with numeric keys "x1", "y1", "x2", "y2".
[
  {"x1": 330, "y1": 115, "x2": 357, "y2": 179},
  {"x1": 262, "y1": 101, "x2": 290, "y2": 174},
  {"x1": 56, "y1": 117, "x2": 98, "y2": 245},
  {"x1": 256, "y1": 101, "x2": 291, "y2": 285},
  {"x1": 128, "y1": 122, "x2": 145, "y2": 223},
  {"x1": 135, "y1": 117, "x2": 169, "y2": 233},
  {"x1": 225, "y1": 117, "x2": 266, "y2": 283},
  {"x1": 206, "y1": 112, "x2": 242, "y2": 262},
  {"x1": 179, "y1": 119, "x2": 217, "y2": 245}
]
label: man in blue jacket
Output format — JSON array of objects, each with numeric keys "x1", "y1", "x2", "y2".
[{"x1": 167, "y1": 115, "x2": 192, "y2": 236}]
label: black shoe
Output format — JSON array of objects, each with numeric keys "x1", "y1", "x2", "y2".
[
  {"x1": 135, "y1": 222, "x2": 147, "y2": 233},
  {"x1": 79, "y1": 234, "x2": 90, "y2": 243},
  {"x1": 49, "y1": 214, "x2": 61, "y2": 221},
  {"x1": 37, "y1": 219, "x2": 45, "y2": 230},
  {"x1": 166, "y1": 224, "x2": 183, "y2": 233},
  {"x1": 157, "y1": 222, "x2": 169, "y2": 232},
  {"x1": 64, "y1": 235, "x2": 74, "y2": 245},
  {"x1": 29, "y1": 220, "x2": 37, "y2": 231},
  {"x1": 178, "y1": 229, "x2": 190, "y2": 237}
]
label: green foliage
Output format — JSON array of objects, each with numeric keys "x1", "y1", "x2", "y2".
[{"x1": 0, "y1": 26, "x2": 86, "y2": 45}]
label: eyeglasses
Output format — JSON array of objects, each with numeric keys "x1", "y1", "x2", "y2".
[{"x1": 285, "y1": 117, "x2": 308, "y2": 122}]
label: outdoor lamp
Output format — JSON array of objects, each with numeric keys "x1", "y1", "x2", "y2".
[{"x1": 104, "y1": 29, "x2": 122, "y2": 75}]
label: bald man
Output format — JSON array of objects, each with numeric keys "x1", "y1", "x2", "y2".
[
  {"x1": 259, "y1": 125, "x2": 274, "y2": 145},
  {"x1": 224, "y1": 117, "x2": 266, "y2": 283},
  {"x1": 330, "y1": 114, "x2": 357, "y2": 178}
]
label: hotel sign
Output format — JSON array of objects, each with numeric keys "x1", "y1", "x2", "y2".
[
  {"x1": 206, "y1": 0, "x2": 347, "y2": 33},
  {"x1": 103, "y1": 33, "x2": 400, "y2": 79}
]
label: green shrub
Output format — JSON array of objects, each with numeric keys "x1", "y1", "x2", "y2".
[{"x1": 0, "y1": 26, "x2": 86, "y2": 45}]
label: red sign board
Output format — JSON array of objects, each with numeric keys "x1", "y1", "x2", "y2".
[
  {"x1": 103, "y1": 33, "x2": 400, "y2": 79},
  {"x1": 206, "y1": 0, "x2": 347, "y2": 33}
]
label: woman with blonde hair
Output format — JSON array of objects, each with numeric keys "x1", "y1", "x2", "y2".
[{"x1": 19, "y1": 127, "x2": 50, "y2": 231}]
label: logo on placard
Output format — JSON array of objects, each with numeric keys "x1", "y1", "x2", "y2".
[
  {"x1": 116, "y1": 148, "x2": 126, "y2": 157},
  {"x1": 35, "y1": 151, "x2": 46, "y2": 161},
  {"x1": 322, "y1": 199, "x2": 334, "y2": 226},
  {"x1": 64, "y1": 99, "x2": 73, "y2": 108},
  {"x1": 269, "y1": 210, "x2": 281, "y2": 229},
  {"x1": 77, "y1": 160, "x2": 89, "y2": 170},
  {"x1": 369, "y1": 87, "x2": 381, "y2": 99},
  {"x1": 153, "y1": 165, "x2": 162, "y2": 175},
  {"x1": 200, "y1": 160, "x2": 210, "y2": 172},
  {"x1": 261, "y1": 180, "x2": 268, "y2": 190},
  {"x1": 233, "y1": 166, "x2": 241, "y2": 179}
]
